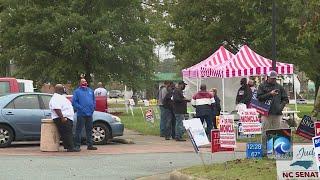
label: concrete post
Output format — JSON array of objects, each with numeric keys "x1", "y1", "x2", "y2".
[{"x1": 40, "y1": 119, "x2": 60, "y2": 152}]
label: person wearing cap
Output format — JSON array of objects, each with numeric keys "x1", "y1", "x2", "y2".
[
  {"x1": 257, "y1": 70, "x2": 289, "y2": 155},
  {"x1": 191, "y1": 84, "x2": 216, "y2": 139},
  {"x1": 173, "y1": 81, "x2": 190, "y2": 141},
  {"x1": 236, "y1": 78, "x2": 252, "y2": 107}
]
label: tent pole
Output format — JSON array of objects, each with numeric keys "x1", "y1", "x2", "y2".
[
  {"x1": 222, "y1": 78, "x2": 225, "y2": 113},
  {"x1": 293, "y1": 74, "x2": 297, "y2": 112}
]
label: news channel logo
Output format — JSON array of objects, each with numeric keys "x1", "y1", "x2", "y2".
[{"x1": 267, "y1": 129, "x2": 292, "y2": 160}]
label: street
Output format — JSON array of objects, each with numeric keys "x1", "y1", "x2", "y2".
[{"x1": 0, "y1": 129, "x2": 246, "y2": 180}]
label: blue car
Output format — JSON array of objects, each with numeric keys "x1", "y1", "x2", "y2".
[{"x1": 0, "y1": 93, "x2": 124, "y2": 147}]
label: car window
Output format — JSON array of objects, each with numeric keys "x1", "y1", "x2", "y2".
[
  {"x1": 40, "y1": 95, "x2": 52, "y2": 109},
  {"x1": 5, "y1": 101, "x2": 15, "y2": 109},
  {"x1": 0, "y1": 82, "x2": 10, "y2": 94},
  {"x1": 13, "y1": 95, "x2": 40, "y2": 109}
]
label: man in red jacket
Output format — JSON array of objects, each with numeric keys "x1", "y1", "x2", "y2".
[{"x1": 191, "y1": 84, "x2": 215, "y2": 138}]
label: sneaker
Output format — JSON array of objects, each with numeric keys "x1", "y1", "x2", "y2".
[
  {"x1": 67, "y1": 148, "x2": 81, "y2": 152},
  {"x1": 165, "y1": 137, "x2": 170, "y2": 140},
  {"x1": 87, "y1": 146, "x2": 98, "y2": 150},
  {"x1": 175, "y1": 138, "x2": 186, "y2": 142}
]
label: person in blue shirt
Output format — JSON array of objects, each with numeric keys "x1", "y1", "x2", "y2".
[{"x1": 73, "y1": 78, "x2": 97, "y2": 150}]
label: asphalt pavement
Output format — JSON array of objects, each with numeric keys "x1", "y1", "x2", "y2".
[
  {"x1": 0, "y1": 152, "x2": 245, "y2": 180},
  {"x1": 0, "y1": 129, "x2": 246, "y2": 180}
]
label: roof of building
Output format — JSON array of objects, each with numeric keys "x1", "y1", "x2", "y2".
[{"x1": 153, "y1": 72, "x2": 181, "y2": 82}]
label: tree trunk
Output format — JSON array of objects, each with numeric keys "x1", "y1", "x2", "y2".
[{"x1": 84, "y1": 46, "x2": 92, "y2": 86}]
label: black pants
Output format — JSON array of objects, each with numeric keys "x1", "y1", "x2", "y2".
[{"x1": 53, "y1": 118, "x2": 74, "y2": 150}]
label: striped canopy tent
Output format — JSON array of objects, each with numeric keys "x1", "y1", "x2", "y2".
[
  {"x1": 206, "y1": 45, "x2": 294, "y2": 78},
  {"x1": 182, "y1": 46, "x2": 235, "y2": 78}
]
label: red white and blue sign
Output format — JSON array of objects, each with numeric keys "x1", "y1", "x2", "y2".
[
  {"x1": 296, "y1": 115, "x2": 315, "y2": 140},
  {"x1": 249, "y1": 90, "x2": 271, "y2": 116},
  {"x1": 246, "y1": 142, "x2": 262, "y2": 159}
]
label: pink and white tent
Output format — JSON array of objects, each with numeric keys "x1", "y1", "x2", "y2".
[
  {"x1": 182, "y1": 46, "x2": 234, "y2": 78},
  {"x1": 203, "y1": 45, "x2": 294, "y2": 78}
]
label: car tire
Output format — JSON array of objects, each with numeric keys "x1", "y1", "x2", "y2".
[
  {"x1": 0, "y1": 125, "x2": 14, "y2": 148},
  {"x1": 92, "y1": 122, "x2": 111, "y2": 145}
]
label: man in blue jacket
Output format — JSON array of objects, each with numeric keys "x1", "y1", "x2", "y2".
[{"x1": 73, "y1": 78, "x2": 97, "y2": 150}]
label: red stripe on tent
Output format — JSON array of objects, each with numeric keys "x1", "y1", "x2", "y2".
[
  {"x1": 239, "y1": 50, "x2": 252, "y2": 69},
  {"x1": 244, "y1": 46, "x2": 260, "y2": 67}
]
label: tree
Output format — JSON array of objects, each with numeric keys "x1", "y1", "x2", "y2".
[
  {"x1": 0, "y1": 0, "x2": 156, "y2": 90},
  {"x1": 155, "y1": 0, "x2": 320, "y2": 96}
]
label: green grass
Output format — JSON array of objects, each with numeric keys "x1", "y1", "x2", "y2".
[
  {"x1": 287, "y1": 104, "x2": 314, "y2": 117},
  {"x1": 180, "y1": 158, "x2": 276, "y2": 180},
  {"x1": 119, "y1": 107, "x2": 161, "y2": 136}
]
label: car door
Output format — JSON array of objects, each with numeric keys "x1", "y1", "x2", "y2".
[
  {"x1": 1, "y1": 94, "x2": 44, "y2": 137},
  {"x1": 39, "y1": 94, "x2": 77, "y2": 131}
]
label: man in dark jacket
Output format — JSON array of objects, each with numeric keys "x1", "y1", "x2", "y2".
[
  {"x1": 163, "y1": 82, "x2": 176, "y2": 140},
  {"x1": 173, "y1": 81, "x2": 190, "y2": 141},
  {"x1": 236, "y1": 78, "x2": 252, "y2": 107},
  {"x1": 192, "y1": 84, "x2": 215, "y2": 137},
  {"x1": 257, "y1": 70, "x2": 289, "y2": 155}
]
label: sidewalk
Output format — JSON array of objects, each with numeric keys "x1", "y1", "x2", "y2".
[{"x1": 0, "y1": 129, "x2": 247, "y2": 156}]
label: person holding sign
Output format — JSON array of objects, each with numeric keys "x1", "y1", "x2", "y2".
[
  {"x1": 257, "y1": 70, "x2": 289, "y2": 155},
  {"x1": 192, "y1": 84, "x2": 215, "y2": 139}
]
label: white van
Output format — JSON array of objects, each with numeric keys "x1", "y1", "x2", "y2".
[{"x1": 17, "y1": 79, "x2": 34, "y2": 92}]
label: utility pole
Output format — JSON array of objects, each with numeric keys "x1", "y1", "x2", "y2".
[{"x1": 272, "y1": 0, "x2": 276, "y2": 70}]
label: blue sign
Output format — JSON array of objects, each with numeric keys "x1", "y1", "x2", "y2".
[
  {"x1": 296, "y1": 115, "x2": 315, "y2": 140},
  {"x1": 249, "y1": 90, "x2": 271, "y2": 116},
  {"x1": 246, "y1": 142, "x2": 262, "y2": 159}
]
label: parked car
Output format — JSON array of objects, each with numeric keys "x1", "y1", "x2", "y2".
[
  {"x1": 109, "y1": 90, "x2": 123, "y2": 98},
  {"x1": 296, "y1": 99, "x2": 307, "y2": 104},
  {"x1": 0, "y1": 93, "x2": 124, "y2": 148}
]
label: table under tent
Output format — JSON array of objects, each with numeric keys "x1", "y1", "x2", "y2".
[{"x1": 183, "y1": 45, "x2": 296, "y2": 115}]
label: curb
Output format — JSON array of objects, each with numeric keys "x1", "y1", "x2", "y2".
[{"x1": 169, "y1": 170, "x2": 194, "y2": 180}]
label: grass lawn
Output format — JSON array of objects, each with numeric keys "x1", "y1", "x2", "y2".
[
  {"x1": 119, "y1": 107, "x2": 161, "y2": 136},
  {"x1": 116, "y1": 103, "x2": 315, "y2": 138},
  {"x1": 180, "y1": 158, "x2": 276, "y2": 180}
]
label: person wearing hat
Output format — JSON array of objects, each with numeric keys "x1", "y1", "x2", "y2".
[
  {"x1": 172, "y1": 81, "x2": 190, "y2": 141},
  {"x1": 257, "y1": 70, "x2": 289, "y2": 155}
]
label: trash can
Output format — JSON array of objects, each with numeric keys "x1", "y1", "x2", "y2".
[{"x1": 40, "y1": 119, "x2": 60, "y2": 152}]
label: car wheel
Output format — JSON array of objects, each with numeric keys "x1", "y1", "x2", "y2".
[
  {"x1": 92, "y1": 122, "x2": 111, "y2": 145},
  {"x1": 0, "y1": 125, "x2": 14, "y2": 148}
]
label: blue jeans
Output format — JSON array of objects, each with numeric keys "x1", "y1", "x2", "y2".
[
  {"x1": 174, "y1": 114, "x2": 185, "y2": 139},
  {"x1": 159, "y1": 106, "x2": 166, "y2": 136},
  {"x1": 75, "y1": 116, "x2": 93, "y2": 148}
]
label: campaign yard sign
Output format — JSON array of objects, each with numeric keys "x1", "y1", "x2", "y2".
[
  {"x1": 276, "y1": 145, "x2": 319, "y2": 180},
  {"x1": 145, "y1": 109, "x2": 154, "y2": 123},
  {"x1": 211, "y1": 129, "x2": 234, "y2": 153},
  {"x1": 249, "y1": 89, "x2": 271, "y2": 116},
  {"x1": 183, "y1": 118, "x2": 210, "y2": 147},
  {"x1": 239, "y1": 108, "x2": 261, "y2": 135},
  {"x1": 246, "y1": 143, "x2": 262, "y2": 159},
  {"x1": 219, "y1": 115, "x2": 236, "y2": 148},
  {"x1": 296, "y1": 115, "x2": 315, "y2": 140},
  {"x1": 312, "y1": 136, "x2": 320, "y2": 175},
  {"x1": 237, "y1": 122, "x2": 255, "y2": 139},
  {"x1": 267, "y1": 129, "x2": 293, "y2": 160}
]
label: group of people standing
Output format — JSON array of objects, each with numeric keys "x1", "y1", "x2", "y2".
[
  {"x1": 158, "y1": 81, "x2": 221, "y2": 141},
  {"x1": 49, "y1": 79, "x2": 107, "y2": 152},
  {"x1": 158, "y1": 81, "x2": 190, "y2": 141}
]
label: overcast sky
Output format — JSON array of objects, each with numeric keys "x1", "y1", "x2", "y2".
[{"x1": 154, "y1": 45, "x2": 175, "y2": 61}]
